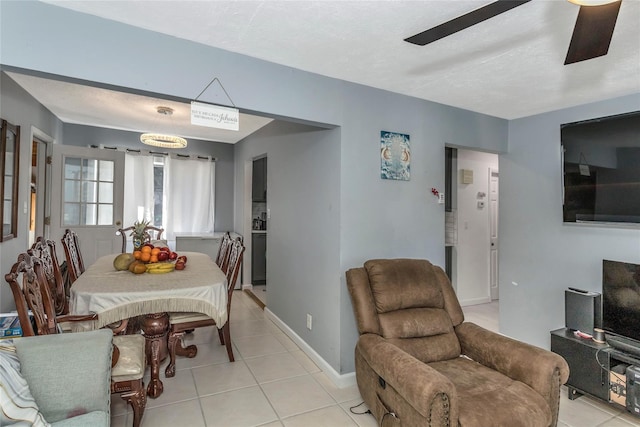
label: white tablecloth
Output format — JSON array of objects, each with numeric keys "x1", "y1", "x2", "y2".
[{"x1": 70, "y1": 252, "x2": 228, "y2": 329}]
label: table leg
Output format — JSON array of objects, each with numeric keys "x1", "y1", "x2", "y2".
[{"x1": 141, "y1": 312, "x2": 169, "y2": 398}]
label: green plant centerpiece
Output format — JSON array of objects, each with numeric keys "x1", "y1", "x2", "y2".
[{"x1": 131, "y1": 219, "x2": 150, "y2": 251}]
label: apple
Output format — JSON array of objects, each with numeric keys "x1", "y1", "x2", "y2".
[
  {"x1": 160, "y1": 246, "x2": 170, "y2": 252},
  {"x1": 175, "y1": 261, "x2": 186, "y2": 270},
  {"x1": 157, "y1": 251, "x2": 169, "y2": 262},
  {"x1": 169, "y1": 252, "x2": 178, "y2": 260},
  {"x1": 177, "y1": 255, "x2": 188, "y2": 264}
]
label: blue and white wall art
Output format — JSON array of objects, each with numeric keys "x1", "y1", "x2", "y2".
[{"x1": 380, "y1": 131, "x2": 411, "y2": 181}]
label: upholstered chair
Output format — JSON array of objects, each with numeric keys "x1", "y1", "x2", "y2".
[
  {"x1": 5, "y1": 252, "x2": 147, "y2": 427},
  {"x1": 346, "y1": 258, "x2": 570, "y2": 427},
  {"x1": 165, "y1": 238, "x2": 245, "y2": 377}
]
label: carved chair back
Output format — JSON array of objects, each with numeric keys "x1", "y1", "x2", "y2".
[
  {"x1": 225, "y1": 238, "x2": 245, "y2": 298},
  {"x1": 29, "y1": 237, "x2": 69, "y2": 315},
  {"x1": 215, "y1": 232, "x2": 232, "y2": 269},
  {"x1": 116, "y1": 225, "x2": 165, "y2": 253},
  {"x1": 61, "y1": 229, "x2": 85, "y2": 284},
  {"x1": 4, "y1": 252, "x2": 56, "y2": 336}
]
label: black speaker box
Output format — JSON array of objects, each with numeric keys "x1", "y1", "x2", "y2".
[
  {"x1": 626, "y1": 365, "x2": 640, "y2": 416},
  {"x1": 565, "y1": 288, "x2": 602, "y2": 335}
]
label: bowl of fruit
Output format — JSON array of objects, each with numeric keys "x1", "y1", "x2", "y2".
[{"x1": 113, "y1": 243, "x2": 187, "y2": 274}]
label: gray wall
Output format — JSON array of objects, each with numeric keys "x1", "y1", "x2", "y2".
[
  {"x1": 500, "y1": 93, "x2": 640, "y2": 349},
  {"x1": 62, "y1": 124, "x2": 236, "y2": 232},
  {"x1": 0, "y1": 72, "x2": 63, "y2": 312},
  {"x1": 234, "y1": 121, "x2": 342, "y2": 369},
  {"x1": 1, "y1": 1, "x2": 509, "y2": 375}
]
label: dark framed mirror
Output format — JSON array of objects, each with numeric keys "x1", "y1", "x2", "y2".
[{"x1": 1, "y1": 119, "x2": 20, "y2": 241}]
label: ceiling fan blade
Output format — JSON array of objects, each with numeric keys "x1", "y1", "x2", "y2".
[
  {"x1": 404, "y1": 0, "x2": 531, "y2": 46},
  {"x1": 564, "y1": 1, "x2": 622, "y2": 65}
]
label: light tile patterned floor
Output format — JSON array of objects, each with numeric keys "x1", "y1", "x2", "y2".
[{"x1": 110, "y1": 295, "x2": 640, "y2": 426}]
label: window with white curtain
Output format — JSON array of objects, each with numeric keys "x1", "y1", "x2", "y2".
[{"x1": 123, "y1": 152, "x2": 215, "y2": 241}]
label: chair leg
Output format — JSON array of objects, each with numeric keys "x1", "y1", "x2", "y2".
[
  {"x1": 165, "y1": 330, "x2": 181, "y2": 378},
  {"x1": 221, "y1": 322, "x2": 234, "y2": 362},
  {"x1": 120, "y1": 380, "x2": 146, "y2": 427},
  {"x1": 165, "y1": 330, "x2": 198, "y2": 378}
]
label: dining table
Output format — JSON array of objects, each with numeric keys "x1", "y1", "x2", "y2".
[{"x1": 69, "y1": 251, "x2": 228, "y2": 398}]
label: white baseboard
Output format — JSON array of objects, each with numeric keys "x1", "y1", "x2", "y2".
[
  {"x1": 459, "y1": 296, "x2": 492, "y2": 307},
  {"x1": 242, "y1": 284, "x2": 253, "y2": 290},
  {"x1": 264, "y1": 308, "x2": 356, "y2": 389}
]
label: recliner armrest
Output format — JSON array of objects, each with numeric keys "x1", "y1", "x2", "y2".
[
  {"x1": 456, "y1": 322, "x2": 569, "y2": 401},
  {"x1": 357, "y1": 334, "x2": 458, "y2": 421}
]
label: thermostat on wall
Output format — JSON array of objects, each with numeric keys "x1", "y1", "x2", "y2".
[{"x1": 462, "y1": 169, "x2": 474, "y2": 184}]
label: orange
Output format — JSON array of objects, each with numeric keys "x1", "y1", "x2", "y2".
[
  {"x1": 150, "y1": 255, "x2": 158, "y2": 263},
  {"x1": 140, "y1": 252, "x2": 151, "y2": 262},
  {"x1": 141, "y1": 246, "x2": 152, "y2": 254},
  {"x1": 151, "y1": 247, "x2": 161, "y2": 256},
  {"x1": 133, "y1": 250, "x2": 142, "y2": 260}
]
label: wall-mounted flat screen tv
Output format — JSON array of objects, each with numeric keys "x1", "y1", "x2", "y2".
[
  {"x1": 562, "y1": 111, "x2": 640, "y2": 225},
  {"x1": 602, "y1": 259, "x2": 640, "y2": 344}
]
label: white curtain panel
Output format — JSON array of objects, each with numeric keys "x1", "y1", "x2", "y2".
[
  {"x1": 123, "y1": 152, "x2": 155, "y2": 227},
  {"x1": 165, "y1": 155, "x2": 215, "y2": 240}
]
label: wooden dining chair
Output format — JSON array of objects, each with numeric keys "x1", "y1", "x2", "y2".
[
  {"x1": 214, "y1": 231, "x2": 232, "y2": 268},
  {"x1": 116, "y1": 225, "x2": 165, "y2": 253},
  {"x1": 4, "y1": 252, "x2": 147, "y2": 427},
  {"x1": 165, "y1": 238, "x2": 245, "y2": 378},
  {"x1": 29, "y1": 237, "x2": 69, "y2": 315},
  {"x1": 61, "y1": 229, "x2": 85, "y2": 284}
]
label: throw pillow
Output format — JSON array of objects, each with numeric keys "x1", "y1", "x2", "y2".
[{"x1": 0, "y1": 340, "x2": 51, "y2": 427}]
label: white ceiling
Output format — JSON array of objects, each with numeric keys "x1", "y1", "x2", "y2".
[
  {"x1": 14, "y1": 0, "x2": 640, "y2": 141},
  {"x1": 6, "y1": 72, "x2": 274, "y2": 144}
]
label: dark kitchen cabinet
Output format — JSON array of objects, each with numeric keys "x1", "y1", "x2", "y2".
[
  {"x1": 252, "y1": 157, "x2": 267, "y2": 202},
  {"x1": 252, "y1": 233, "x2": 266, "y2": 285}
]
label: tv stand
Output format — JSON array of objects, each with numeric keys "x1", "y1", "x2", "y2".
[
  {"x1": 551, "y1": 328, "x2": 640, "y2": 417},
  {"x1": 607, "y1": 335, "x2": 640, "y2": 359}
]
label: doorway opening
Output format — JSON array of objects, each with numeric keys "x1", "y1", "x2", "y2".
[
  {"x1": 29, "y1": 129, "x2": 54, "y2": 247},
  {"x1": 244, "y1": 156, "x2": 268, "y2": 308},
  {"x1": 445, "y1": 147, "x2": 499, "y2": 311}
]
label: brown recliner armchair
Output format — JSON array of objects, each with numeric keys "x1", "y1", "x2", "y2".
[{"x1": 346, "y1": 259, "x2": 569, "y2": 427}]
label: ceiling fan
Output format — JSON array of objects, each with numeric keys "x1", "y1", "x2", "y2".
[{"x1": 404, "y1": 0, "x2": 623, "y2": 65}]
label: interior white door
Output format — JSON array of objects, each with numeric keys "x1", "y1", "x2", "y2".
[
  {"x1": 50, "y1": 145, "x2": 125, "y2": 266},
  {"x1": 489, "y1": 168, "x2": 499, "y2": 300}
]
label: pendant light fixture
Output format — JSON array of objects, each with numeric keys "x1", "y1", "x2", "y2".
[{"x1": 140, "y1": 106, "x2": 187, "y2": 149}]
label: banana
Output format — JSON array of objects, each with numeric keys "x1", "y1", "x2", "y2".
[
  {"x1": 147, "y1": 266, "x2": 174, "y2": 272},
  {"x1": 146, "y1": 262, "x2": 167, "y2": 268},
  {"x1": 146, "y1": 262, "x2": 173, "y2": 269},
  {"x1": 145, "y1": 262, "x2": 175, "y2": 273}
]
